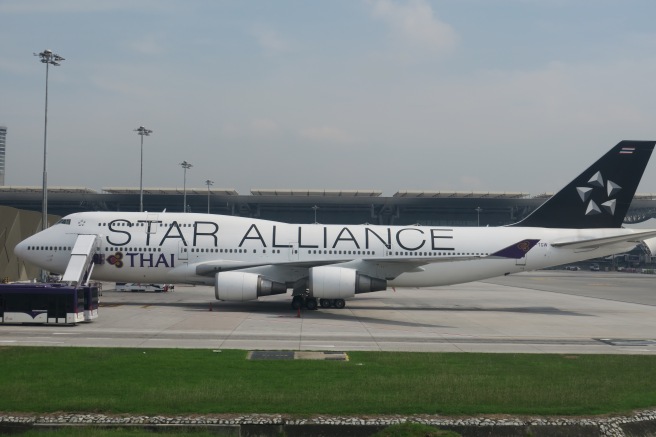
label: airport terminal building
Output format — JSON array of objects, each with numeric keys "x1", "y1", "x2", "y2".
[
  {"x1": 1, "y1": 186, "x2": 655, "y2": 281},
  {"x1": 1, "y1": 185, "x2": 655, "y2": 226}
]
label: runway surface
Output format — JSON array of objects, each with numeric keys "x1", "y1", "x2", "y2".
[{"x1": 0, "y1": 271, "x2": 654, "y2": 354}]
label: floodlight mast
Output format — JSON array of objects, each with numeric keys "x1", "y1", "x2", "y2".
[
  {"x1": 180, "y1": 161, "x2": 193, "y2": 212},
  {"x1": 134, "y1": 126, "x2": 153, "y2": 212},
  {"x1": 34, "y1": 49, "x2": 65, "y2": 235},
  {"x1": 205, "y1": 179, "x2": 214, "y2": 214},
  {"x1": 312, "y1": 205, "x2": 319, "y2": 224}
]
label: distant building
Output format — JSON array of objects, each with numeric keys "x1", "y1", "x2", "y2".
[{"x1": 0, "y1": 126, "x2": 6, "y2": 185}]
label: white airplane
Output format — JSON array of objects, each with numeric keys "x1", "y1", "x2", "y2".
[{"x1": 14, "y1": 140, "x2": 656, "y2": 310}]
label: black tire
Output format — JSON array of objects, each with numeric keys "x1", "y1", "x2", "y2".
[
  {"x1": 334, "y1": 299, "x2": 346, "y2": 309},
  {"x1": 291, "y1": 296, "x2": 303, "y2": 310},
  {"x1": 319, "y1": 299, "x2": 332, "y2": 308},
  {"x1": 305, "y1": 298, "x2": 318, "y2": 310}
]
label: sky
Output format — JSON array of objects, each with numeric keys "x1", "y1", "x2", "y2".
[{"x1": 2, "y1": 0, "x2": 656, "y2": 196}]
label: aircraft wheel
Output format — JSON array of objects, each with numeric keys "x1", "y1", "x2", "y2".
[
  {"x1": 305, "y1": 298, "x2": 318, "y2": 311},
  {"x1": 334, "y1": 299, "x2": 346, "y2": 309},
  {"x1": 291, "y1": 296, "x2": 303, "y2": 310},
  {"x1": 319, "y1": 299, "x2": 332, "y2": 308}
]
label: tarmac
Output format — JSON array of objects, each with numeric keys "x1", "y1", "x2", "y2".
[{"x1": 0, "y1": 270, "x2": 655, "y2": 354}]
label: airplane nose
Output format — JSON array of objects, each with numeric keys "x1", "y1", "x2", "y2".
[{"x1": 14, "y1": 237, "x2": 31, "y2": 259}]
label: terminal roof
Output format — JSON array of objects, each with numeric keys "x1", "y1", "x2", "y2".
[
  {"x1": 393, "y1": 190, "x2": 529, "y2": 199},
  {"x1": 250, "y1": 189, "x2": 382, "y2": 197},
  {"x1": 102, "y1": 187, "x2": 239, "y2": 195},
  {"x1": 0, "y1": 186, "x2": 99, "y2": 194}
]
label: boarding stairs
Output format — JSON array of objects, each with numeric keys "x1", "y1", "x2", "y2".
[{"x1": 61, "y1": 234, "x2": 100, "y2": 287}]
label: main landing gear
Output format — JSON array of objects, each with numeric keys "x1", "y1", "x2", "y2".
[{"x1": 291, "y1": 295, "x2": 346, "y2": 310}]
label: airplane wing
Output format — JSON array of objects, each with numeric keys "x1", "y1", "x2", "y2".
[
  {"x1": 551, "y1": 229, "x2": 656, "y2": 250},
  {"x1": 195, "y1": 259, "x2": 338, "y2": 276},
  {"x1": 196, "y1": 256, "x2": 474, "y2": 281},
  {"x1": 327, "y1": 239, "x2": 540, "y2": 279},
  {"x1": 194, "y1": 239, "x2": 540, "y2": 280}
]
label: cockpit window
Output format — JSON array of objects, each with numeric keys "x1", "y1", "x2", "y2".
[{"x1": 56, "y1": 219, "x2": 71, "y2": 225}]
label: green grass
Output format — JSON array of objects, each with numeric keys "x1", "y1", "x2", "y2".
[{"x1": 0, "y1": 347, "x2": 654, "y2": 416}]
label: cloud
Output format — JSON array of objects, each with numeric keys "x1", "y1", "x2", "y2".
[
  {"x1": 220, "y1": 119, "x2": 282, "y2": 139},
  {"x1": 459, "y1": 175, "x2": 483, "y2": 190},
  {"x1": 90, "y1": 74, "x2": 154, "y2": 97},
  {"x1": 0, "y1": 58, "x2": 32, "y2": 75},
  {"x1": 88, "y1": 62, "x2": 165, "y2": 97},
  {"x1": 251, "y1": 118, "x2": 281, "y2": 134},
  {"x1": 368, "y1": 0, "x2": 457, "y2": 53},
  {"x1": 298, "y1": 126, "x2": 356, "y2": 144},
  {"x1": 251, "y1": 25, "x2": 291, "y2": 56},
  {"x1": 0, "y1": 0, "x2": 145, "y2": 13},
  {"x1": 127, "y1": 34, "x2": 167, "y2": 56}
]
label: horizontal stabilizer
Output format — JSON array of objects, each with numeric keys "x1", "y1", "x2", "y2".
[
  {"x1": 624, "y1": 218, "x2": 656, "y2": 255},
  {"x1": 551, "y1": 229, "x2": 656, "y2": 250},
  {"x1": 489, "y1": 239, "x2": 540, "y2": 259}
]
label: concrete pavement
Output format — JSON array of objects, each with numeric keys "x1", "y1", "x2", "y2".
[{"x1": 0, "y1": 271, "x2": 654, "y2": 354}]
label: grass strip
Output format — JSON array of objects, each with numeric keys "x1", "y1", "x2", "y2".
[{"x1": 0, "y1": 347, "x2": 654, "y2": 416}]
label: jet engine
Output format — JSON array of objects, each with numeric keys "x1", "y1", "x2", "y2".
[
  {"x1": 215, "y1": 271, "x2": 287, "y2": 301},
  {"x1": 309, "y1": 266, "x2": 387, "y2": 299}
]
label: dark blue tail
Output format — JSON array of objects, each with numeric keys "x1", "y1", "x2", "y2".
[{"x1": 511, "y1": 140, "x2": 655, "y2": 229}]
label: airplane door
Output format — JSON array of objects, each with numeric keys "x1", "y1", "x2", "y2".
[
  {"x1": 289, "y1": 242, "x2": 299, "y2": 261},
  {"x1": 178, "y1": 242, "x2": 188, "y2": 260},
  {"x1": 146, "y1": 214, "x2": 159, "y2": 236}
]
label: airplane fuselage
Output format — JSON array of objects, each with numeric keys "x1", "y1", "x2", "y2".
[{"x1": 16, "y1": 211, "x2": 639, "y2": 288}]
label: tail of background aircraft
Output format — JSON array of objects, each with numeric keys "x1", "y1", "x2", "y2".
[{"x1": 511, "y1": 140, "x2": 655, "y2": 229}]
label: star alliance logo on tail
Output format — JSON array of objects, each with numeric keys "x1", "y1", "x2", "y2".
[{"x1": 576, "y1": 171, "x2": 620, "y2": 216}]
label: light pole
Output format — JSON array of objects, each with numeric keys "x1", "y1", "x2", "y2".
[
  {"x1": 475, "y1": 206, "x2": 483, "y2": 227},
  {"x1": 34, "y1": 49, "x2": 65, "y2": 233},
  {"x1": 134, "y1": 126, "x2": 152, "y2": 212},
  {"x1": 180, "y1": 161, "x2": 192, "y2": 212},
  {"x1": 205, "y1": 179, "x2": 214, "y2": 214}
]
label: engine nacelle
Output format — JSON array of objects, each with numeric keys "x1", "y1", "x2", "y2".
[
  {"x1": 215, "y1": 271, "x2": 287, "y2": 302},
  {"x1": 309, "y1": 266, "x2": 387, "y2": 299}
]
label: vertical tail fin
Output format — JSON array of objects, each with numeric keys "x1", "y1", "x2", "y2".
[{"x1": 511, "y1": 140, "x2": 655, "y2": 229}]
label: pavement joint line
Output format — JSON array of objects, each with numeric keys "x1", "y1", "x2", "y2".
[
  {"x1": 215, "y1": 306, "x2": 250, "y2": 351},
  {"x1": 349, "y1": 306, "x2": 384, "y2": 352}
]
